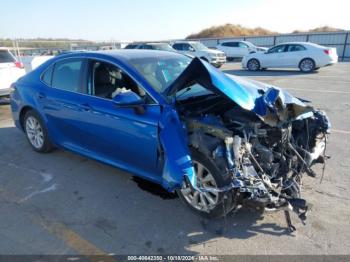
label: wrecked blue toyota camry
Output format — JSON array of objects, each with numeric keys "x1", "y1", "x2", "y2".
[{"x1": 11, "y1": 50, "x2": 330, "y2": 230}]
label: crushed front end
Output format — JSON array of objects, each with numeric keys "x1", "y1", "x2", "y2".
[{"x1": 164, "y1": 58, "x2": 331, "y2": 230}]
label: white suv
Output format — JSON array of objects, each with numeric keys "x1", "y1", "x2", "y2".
[
  {"x1": 172, "y1": 41, "x2": 226, "y2": 68},
  {"x1": 216, "y1": 41, "x2": 267, "y2": 59},
  {"x1": 0, "y1": 49, "x2": 26, "y2": 97}
]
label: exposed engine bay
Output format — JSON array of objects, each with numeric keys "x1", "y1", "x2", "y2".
[{"x1": 176, "y1": 92, "x2": 330, "y2": 231}]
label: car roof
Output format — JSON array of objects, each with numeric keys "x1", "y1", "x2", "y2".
[
  {"x1": 173, "y1": 41, "x2": 199, "y2": 44},
  {"x1": 274, "y1": 42, "x2": 322, "y2": 46},
  {"x1": 144, "y1": 42, "x2": 170, "y2": 45},
  {"x1": 57, "y1": 49, "x2": 184, "y2": 61}
]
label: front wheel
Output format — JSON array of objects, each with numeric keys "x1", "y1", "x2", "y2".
[
  {"x1": 177, "y1": 149, "x2": 235, "y2": 218},
  {"x1": 24, "y1": 110, "x2": 54, "y2": 153},
  {"x1": 247, "y1": 59, "x2": 260, "y2": 71}
]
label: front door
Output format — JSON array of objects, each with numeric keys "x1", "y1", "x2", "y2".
[{"x1": 78, "y1": 59, "x2": 161, "y2": 181}]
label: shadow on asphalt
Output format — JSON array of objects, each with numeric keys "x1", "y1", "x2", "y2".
[{"x1": 223, "y1": 68, "x2": 319, "y2": 77}]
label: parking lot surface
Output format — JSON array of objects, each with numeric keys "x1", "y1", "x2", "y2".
[{"x1": 0, "y1": 63, "x2": 350, "y2": 256}]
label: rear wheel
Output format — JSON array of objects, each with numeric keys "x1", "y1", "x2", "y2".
[
  {"x1": 299, "y1": 58, "x2": 315, "y2": 72},
  {"x1": 247, "y1": 59, "x2": 260, "y2": 71},
  {"x1": 24, "y1": 110, "x2": 54, "y2": 153},
  {"x1": 177, "y1": 148, "x2": 234, "y2": 218}
]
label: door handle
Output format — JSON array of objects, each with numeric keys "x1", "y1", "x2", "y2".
[{"x1": 79, "y1": 103, "x2": 91, "y2": 111}]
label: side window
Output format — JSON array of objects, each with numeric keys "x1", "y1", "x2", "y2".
[
  {"x1": 288, "y1": 45, "x2": 306, "y2": 52},
  {"x1": 41, "y1": 65, "x2": 54, "y2": 86},
  {"x1": 182, "y1": 44, "x2": 192, "y2": 51},
  {"x1": 238, "y1": 42, "x2": 248, "y2": 48},
  {"x1": 228, "y1": 42, "x2": 239, "y2": 47},
  {"x1": 90, "y1": 61, "x2": 155, "y2": 104},
  {"x1": 142, "y1": 45, "x2": 154, "y2": 50},
  {"x1": 51, "y1": 59, "x2": 84, "y2": 92},
  {"x1": 268, "y1": 45, "x2": 286, "y2": 54},
  {"x1": 172, "y1": 43, "x2": 183, "y2": 51}
]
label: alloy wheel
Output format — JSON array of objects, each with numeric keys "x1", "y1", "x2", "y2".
[
  {"x1": 248, "y1": 59, "x2": 259, "y2": 71},
  {"x1": 25, "y1": 116, "x2": 44, "y2": 149},
  {"x1": 300, "y1": 59, "x2": 314, "y2": 72},
  {"x1": 180, "y1": 161, "x2": 219, "y2": 212}
]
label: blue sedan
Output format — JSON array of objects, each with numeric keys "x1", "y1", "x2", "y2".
[{"x1": 11, "y1": 50, "x2": 330, "y2": 222}]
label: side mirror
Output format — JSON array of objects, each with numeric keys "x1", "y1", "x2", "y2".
[{"x1": 112, "y1": 91, "x2": 145, "y2": 114}]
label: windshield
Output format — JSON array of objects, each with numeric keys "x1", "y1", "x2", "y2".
[
  {"x1": 191, "y1": 42, "x2": 209, "y2": 51},
  {"x1": 129, "y1": 55, "x2": 192, "y2": 93}
]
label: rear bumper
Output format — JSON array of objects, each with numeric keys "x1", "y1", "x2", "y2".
[{"x1": 0, "y1": 88, "x2": 11, "y2": 97}]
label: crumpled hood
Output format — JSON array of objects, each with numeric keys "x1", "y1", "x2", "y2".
[{"x1": 164, "y1": 57, "x2": 313, "y2": 126}]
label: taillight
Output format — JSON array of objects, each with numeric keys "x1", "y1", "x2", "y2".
[
  {"x1": 14, "y1": 61, "x2": 24, "y2": 69},
  {"x1": 324, "y1": 49, "x2": 331, "y2": 55}
]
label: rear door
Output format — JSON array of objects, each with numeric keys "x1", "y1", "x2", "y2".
[
  {"x1": 39, "y1": 58, "x2": 89, "y2": 150},
  {"x1": 285, "y1": 44, "x2": 308, "y2": 67}
]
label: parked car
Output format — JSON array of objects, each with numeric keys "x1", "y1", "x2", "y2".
[
  {"x1": 11, "y1": 50, "x2": 330, "y2": 225},
  {"x1": 125, "y1": 42, "x2": 175, "y2": 52},
  {"x1": 172, "y1": 41, "x2": 226, "y2": 68},
  {"x1": 216, "y1": 40, "x2": 267, "y2": 59},
  {"x1": 0, "y1": 48, "x2": 26, "y2": 97},
  {"x1": 242, "y1": 42, "x2": 338, "y2": 72}
]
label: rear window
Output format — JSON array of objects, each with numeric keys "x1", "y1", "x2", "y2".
[{"x1": 0, "y1": 50, "x2": 16, "y2": 63}]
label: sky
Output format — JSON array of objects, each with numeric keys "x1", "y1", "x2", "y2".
[{"x1": 0, "y1": 0, "x2": 349, "y2": 41}]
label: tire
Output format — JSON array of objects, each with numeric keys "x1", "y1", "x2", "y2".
[
  {"x1": 24, "y1": 110, "x2": 54, "y2": 153},
  {"x1": 177, "y1": 148, "x2": 235, "y2": 218},
  {"x1": 299, "y1": 58, "x2": 315, "y2": 72},
  {"x1": 247, "y1": 59, "x2": 260, "y2": 71}
]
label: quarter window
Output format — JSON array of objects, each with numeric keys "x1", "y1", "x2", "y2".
[
  {"x1": 51, "y1": 59, "x2": 84, "y2": 92},
  {"x1": 41, "y1": 65, "x2": 54, "y2": 86}
]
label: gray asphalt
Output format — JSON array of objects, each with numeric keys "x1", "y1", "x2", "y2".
[{"x1": 0, "y1": 63, "x2": 350, "y2": 256}]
